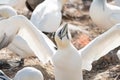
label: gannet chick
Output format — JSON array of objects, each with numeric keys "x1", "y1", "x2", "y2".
[
  {"x1": 30, "y1": 0, "x2": 69, "y2": 33},
  {"x1": 0, "y1": 67, "x2": 44, "y2": 80},
  {"x1": 14, "y1": 67, "x2": 44, "y2": 80},
  {"x1": 0, "y1": 0, "x2": 26, "y2": 10},
  {"x1": 90, "y1": 0, "x2": 120, "y2": 30},
  {"x1": 52, "y1": 24, "x2": 83, "y2": 80},
  {"x1": 0, "y1": 70, "x2": 11, "y2": 80},
  {"x1": 0, "y1": 15, "x2": 56, "y2": 64}
]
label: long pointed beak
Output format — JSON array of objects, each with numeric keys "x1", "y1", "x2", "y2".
[{"x1": 58, "y1": 24, "x2": 68, "y2": 39}]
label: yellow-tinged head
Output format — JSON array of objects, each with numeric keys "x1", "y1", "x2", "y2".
[{"x1": 55, "y1": 23, "x2": 71, "y2": 49}]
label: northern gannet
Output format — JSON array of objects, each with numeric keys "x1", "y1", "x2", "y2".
[
  {"x1": 53, "y1": 23, "x2": 120, "y2": 80},
  {"x1": 90, "y1": 0, "x2": 120, "y2": 30},
  {"x1": 0, "y1": 15, "x2": 56, "y2": 64},
  {"x1": 52, "y1": 24, "x2": 83, "y2": 80},
  {"x1": 30, "y1": 0, "x2": 69, "y2": 33},
  {"x1": 0, "y1": 67, "x2": 44, "y2": 80},
  {"x1": 0, "y1": 0, "x2": 26, "y2": 10},
  {"x1": 14, "y1": 67, "x2": 44, "y2": 80},
  {"x1": 0, "y1": 5, "x2": 35, "y2": 66}
]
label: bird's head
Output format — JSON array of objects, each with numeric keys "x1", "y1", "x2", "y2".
[{"x1": 55, "y1": 23, "x2": 71, "y2": 49}]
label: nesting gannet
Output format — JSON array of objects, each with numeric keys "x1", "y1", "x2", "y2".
[
  {"x1": 0, "y1": 0, "x2": 26, "y2": 10},
  {"x1": 14, "y1": 67, "x2": 44, "y2": 80},
  {"x1": 30, "y1": 0, "x2": 69, "y2": 33},
  {"x1": 52, "y1": 24, "x2": 83, "y2": 80},
  {"x1": 0, "y1": 67, "x2": 44, "y2": 80},
  {"x1": 90, "y1": 0, "x2": 120, "y2": 30},
  {"x1": 0, "y1": 15, "x2": 56, "y2": 63}
]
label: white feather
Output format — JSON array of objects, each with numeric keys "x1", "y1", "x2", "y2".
[
  {"x1": 14, "y1": 67, "x2": 44, "y2": 80},
  {"x1": 80, "y1": 23, "x2": 120, "y2": 71},
  {"x1": 90, "y1": 0, "x2": 120, "y2": 30},
  {"x1": 0, "y1": 67, "x2": 44, "y2": 80},
  {"x1": 30, "y1": 0, "x2": 69, "y2": 32},
  {"x1": 0, "y1": 15, "x2": 56, "y2": 63},
  {"x1": 52, "y1": 24, "x2": 83, "y2": 80},
  {"x1": 0, "y1": 0, "x2": 26, "y2": 10}
]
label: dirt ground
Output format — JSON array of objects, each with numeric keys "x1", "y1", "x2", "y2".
[{"x1": 0, "y1": 0, "x2": 120, "y2": 80}]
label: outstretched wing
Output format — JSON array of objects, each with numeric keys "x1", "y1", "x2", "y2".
[
  {"x1": 79, "y1": 24, "x2": 120, "y2": 71},
  {"x1": 0, "y1": 15, "x2": 56, "y2": 63}
]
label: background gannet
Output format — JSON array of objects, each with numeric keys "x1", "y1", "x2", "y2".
[
  {"x1": 52, "y1": 24, "x2": 83, "y2": 80},
  {"x1": 14, "y1": 67, "x2": 44, "y2": 80},
  {"x1": 30, "y1": 0, "x2": 70, "y2": 33},
  {"x1": 0, "y1": 67, "x2": 44, "y2": 80},
  {"x1": 0, "y1": 0, "x2": 26, "y2": 11},
  {"x1": 0, "y1": 5, "x2": 35, "y2": 66},
  {"x1": 90, "y1": 0, "x2": 120, "y2": 30},
  {"x1": 0, "y1": 15, "x2": 56, "y2": 64}
]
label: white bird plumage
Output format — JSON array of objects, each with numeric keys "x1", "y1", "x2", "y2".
[
  {"x1": 90, "y1": 0, "x2": 120, "y2": 30},
  {"x1": 0, "y1": 15, "x2": 56, "y2": 63},
  {"x1": 30, "y1": 0, "x2": 69, "y2": 33},
  {"x1": 52, "y1": 23, "x2": 120, "y2": 80},
  {"x1": 0, "y1": 5, "x2": 17, "y2": 19},
  {"x1": 14, "y1": 67, "x2": 44, "y2": 80},
  {"x1": 80, "y1": 23, "x2": 120, "y2": 70},
  {"x1": 0, "y1": 5, "x2": 37, "y2": 64},
  {"x1": 0, "y1": 0, "x2": 26, "y2": 10},
  {"x1": 52, "y1": 24, "x2": 83, "y2": 80},
  {"x1": 0, "y1": 67, "x2": 44, "y2": 80}
]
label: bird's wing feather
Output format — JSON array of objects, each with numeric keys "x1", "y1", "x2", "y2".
[
  {"x1": 16, "y1": 15, "x2": 56, "y2": 63},
  {"x1": 79, "y1": 24, "x2": 120, "y2": 71},
  {"x1": 30, "y1": 2, "x2": 46, "y2": 25},
  {"x1": 0, "y1": 15, "x2": 56, "y2": 63},
  {"x1": 7, "y1": 35, "x2": 35, "y2": 58}
]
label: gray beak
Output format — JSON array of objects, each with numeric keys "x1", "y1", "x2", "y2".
[{"x1": 58, "y1": 24, "x2": 69, "y2": 39}]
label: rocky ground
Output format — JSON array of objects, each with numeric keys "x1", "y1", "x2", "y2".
[{"x1": 0, "y1": 0, "x2": 120, "y2": 80}]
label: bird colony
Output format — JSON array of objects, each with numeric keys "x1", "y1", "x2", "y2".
[{"x1": 0, "y1": 0, "x2": 120, "y2": 80}]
